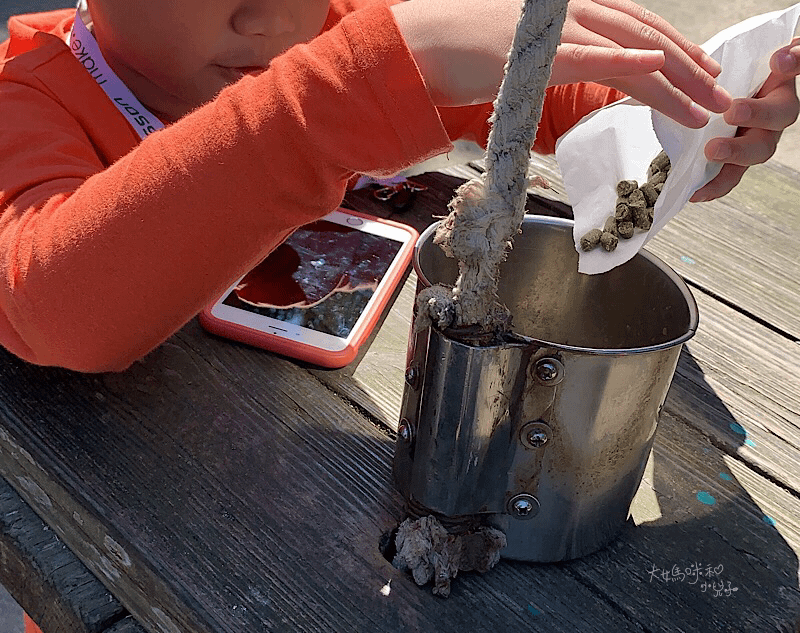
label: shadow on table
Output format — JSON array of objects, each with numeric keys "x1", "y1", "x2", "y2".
[
  {"x1": 340, "y1": 324, "x2": 800, "y2": 631},
  {"x1": 544, "y1": 346, "x2": 800, "y2": 632},
  {"x1": 326, "y1": 303, "x2": 800, "y2": 633}
]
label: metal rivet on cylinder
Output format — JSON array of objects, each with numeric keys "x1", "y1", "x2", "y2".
[
  {"x1": 404, "y1": 366, "x2": 419, "y2": 389},
  {"x1": 533, "y1": 357, "x2": 564, "y2": 385},
  {"x1": 507, "y1": 493, "x2": 540, "y2": 520},
  {"x1": 527, "y1": 429, "x2": 548, "y2": 448},
  {"x1": 397, "y1": 419, "x2": 413, "y2": 444},
  {"x1": 520, "y1": 421, "x2": 552, "y2": 450}
]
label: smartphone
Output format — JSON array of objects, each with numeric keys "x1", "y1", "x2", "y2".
[{"x1": 199, "y1": 209, "x2": 418, "y2": 368}]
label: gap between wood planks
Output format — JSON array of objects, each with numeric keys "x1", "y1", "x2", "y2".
[{"x1": 684, "y1": 278, "x2": 798, "y2": 344}]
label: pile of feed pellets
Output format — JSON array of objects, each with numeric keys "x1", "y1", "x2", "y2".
[{"x1": 580, "y1": 150, "x2": 671, "y2": 252}]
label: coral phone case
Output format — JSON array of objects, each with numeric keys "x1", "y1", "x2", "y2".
[{"x1": 199, "y1": 209, "x2": 418, "y2": 368}]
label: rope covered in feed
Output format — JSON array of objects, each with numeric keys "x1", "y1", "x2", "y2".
[{"x1": 416, "y1": 0, "x2": 571, "y2": 337}]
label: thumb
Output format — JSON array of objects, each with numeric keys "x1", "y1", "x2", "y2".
[
  {"x1": 750, "y1": 38, "x2": 800, "y2": 101},
  {"x1": 770, "y1": 37, "x2": 800, "y2": 77}
]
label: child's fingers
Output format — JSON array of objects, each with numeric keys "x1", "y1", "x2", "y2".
[
  {"x1": 724, "y1": 82, "x2": 799, "y2": 132},
  {"x1": 692, "y1": 54, "x2": 797, "y2": 204},
  {"x1": 564, "y1": 0, "x2": 730, "y2": 114},
  {"x1": 704, "y1": 126, "x2": 781, "y2": 166},
  {"x1": 690, "y1": 164, "x2": 747, "y2": 202},
  {"x1": 749, "y1": 39, "x2": 800, "y2": 101},
  {"x1": 587, "y1": 0, "x2": 721, "y2": 77},
  {"x1": 551, "y1": 43, "x2": 665, "y2": 84},
  {"x1": 604, "y1": 72, "x2": 712, "y2": 128},
  {"x1": 558, "y1": 23, "x2": 714, "y2": 127},
  {"x1": 770, "y1": 38, "x2": 800, "y2": 76}
]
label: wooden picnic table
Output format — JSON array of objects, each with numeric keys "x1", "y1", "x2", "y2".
[{"x1": 0, "y1": 154, "x2": 798, "y2": 633}]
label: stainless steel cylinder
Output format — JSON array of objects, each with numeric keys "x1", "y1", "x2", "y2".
[{"x1": 394, "y1": 215, "x2": 698, "y2": 562}]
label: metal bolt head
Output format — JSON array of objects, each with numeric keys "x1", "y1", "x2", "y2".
[
  {"x1": 404, "y1": 366, "x2": 419, "y2": 389},
  {"x1": 397, "y1": 419, "x2": 413, "y2": 443},
  {"x1": 520, "y1": 421, "x2": 552, "y2": 450},
  {"x1": 507, "y1": 493, "x2": 540, "y2": 520},
  {"x1": 514, "y1": 499, "x2": 534, "y2": 515},
  {"x1": 533, "y1": 357, "x2": 564, "y2": 385},
  {"x1": 527, "y1": 429, "x2": 548, "y2": 448}
]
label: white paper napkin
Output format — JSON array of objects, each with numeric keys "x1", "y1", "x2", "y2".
[{"x1": 555, "y1": 2, "x2": 800, "y2": 274}]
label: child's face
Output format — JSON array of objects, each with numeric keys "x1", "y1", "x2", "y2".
[{"x1": 87, "y1": 0, "x2": 331, "y2": 120}]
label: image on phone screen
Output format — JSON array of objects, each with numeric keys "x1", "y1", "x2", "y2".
[{"x1": 222, "y1": 218, "x2": 402, "y2": 338}]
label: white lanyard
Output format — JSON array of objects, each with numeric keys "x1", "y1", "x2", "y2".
[{"x1": 66, "y1": 8, "x2": 164, "y2": 139}]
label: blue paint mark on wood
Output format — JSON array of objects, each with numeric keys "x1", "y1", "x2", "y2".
[
  {"x1": 719, "y1": 473, "x2": 732, "y2": 481},
  {"x1": 763, "y1": 515, "x2": 776, "y2": 527},
  {"x1": 744, "y1": 438, "x2": 756, "y2": 448},
  {"x1": 729, "y1": 422, "x2": 747, "y2": 436},
  {"x1": 696, "y1": 491, "x2": 716, "y2": 505},
  {"x1": 527, "y1": 605, "x2": 542, "y2": 616}
]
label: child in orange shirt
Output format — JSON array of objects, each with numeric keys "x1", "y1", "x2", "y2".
[{"x1": 0, "y1": 0, "x2": 797, "y2": 371}]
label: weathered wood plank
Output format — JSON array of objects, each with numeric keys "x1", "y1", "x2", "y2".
[
  {"x1": 221, "y1": 320, "x2": 800, "y2": 632},
  {"x1": 669, "y1": 290, "x2": 800, "y2": 493},
  {"x1": 0, "y1": 476, "x2": 132, "y2": 633},
  {"x1": 647, "y1": 172, "x2": 800, "y2": 340},
  {"x1": 0, "y1": 332, "x2": 644, "y2": 633},
  {"x1": 713, "y1": 160, "x2": 800, "y2": 234},
  {"x1": 105, "y1": 617, "x2": 148, "y2": 633},
  {"x1": 0, "y1": 296, "x2": 797, "y2": 633}
]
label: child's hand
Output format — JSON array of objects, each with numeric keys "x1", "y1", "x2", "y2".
[
  {"x1": 691, "y1": 38, "x2": 800, "y2": 202},
  {"x1": 552, "y1": 0, "x2": 730, "y2": 128},
  {"x1": 392, "y1": 0, "x2": 730, "y2": 127}
]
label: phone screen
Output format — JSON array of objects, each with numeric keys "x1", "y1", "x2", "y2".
[{"x1": 221, "y1": 219, "x2": 403, "y2": 338}]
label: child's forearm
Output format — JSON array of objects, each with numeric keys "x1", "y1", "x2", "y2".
[{"x1": 0, "y1": 5, "x2": 451, "y2": 371}]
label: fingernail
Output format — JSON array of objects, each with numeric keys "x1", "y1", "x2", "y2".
[
  {"x1": 775, "y1": 50, "x2": 798, "y2": 74},
  {"x1": 712, "y1": 84, "x2": 732, "y2": 111},
  {"x1": 711, "y1": 144, "x2": 731, "y2": 161},
  {"x1": 729, "y1": 102, "x2": 751, "y2": 124},
  {"x1": 631, "y1": 48, "x2": 665, "y2": 66},
  {"x1": 690, "y1": 102, "x2": 710, "y2": 126},
  {"x1": 702, "y1": 53, "x2": 722, "y2": 76}
]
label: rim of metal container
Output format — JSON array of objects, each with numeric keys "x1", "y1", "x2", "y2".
[{"x1": 413, "y1": 215, "x2": 699, "y2": 356}]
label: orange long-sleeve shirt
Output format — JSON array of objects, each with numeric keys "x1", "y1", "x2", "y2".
[{"x1": 0, "y1": 1, "x2": 623, "y2": 371}]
